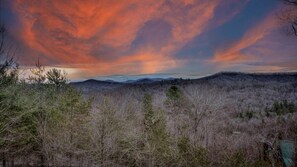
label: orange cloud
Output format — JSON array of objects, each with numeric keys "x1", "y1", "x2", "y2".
[
  {"x1": 159, "y1": 0, "x2": 220, "y2": 55},
  {"x1": 10, "y1": 0, "x2": 243, "y2": 79},
  {"x1": 212, "y1": 14, "x2": 277, "y2": 64},
  {"x1": 14, "y1": 0, "x2": 161, "y2": 64}
]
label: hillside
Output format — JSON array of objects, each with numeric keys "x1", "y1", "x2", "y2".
[
  {"x1": 2, "y1": 71, "x2": 297, "y2": 166},
  {"x1": 72, "y1": 72, "x2": 297, "y2": 92}
]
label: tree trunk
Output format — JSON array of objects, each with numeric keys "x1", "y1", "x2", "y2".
[
  {"x1": 2, "y1": 153, "x2": 6, "y2": 167},
  {"x1": 100, "y1": 122, "x2": 106, "y2": 166},
  {"x1": 41, "y1": 154, "x2": 45, "y2": 167}
]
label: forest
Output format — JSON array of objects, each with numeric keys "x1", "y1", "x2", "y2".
[{"x1": 1, "y1": 50, "x2": 297, "y2": 166}]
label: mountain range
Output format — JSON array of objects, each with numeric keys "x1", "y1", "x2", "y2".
[{"x1": 71, "y1": 72, "x2": 297, "y2": 92}]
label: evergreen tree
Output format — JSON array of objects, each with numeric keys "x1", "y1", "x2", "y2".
[
  {"x1": 165, "y1": 85, "x2": 188, "y2": 113},
  {"x1": 46, "y1": 69, "x2": 67, "y2": 86},
  {"x1": 142, "y1": 93, "x2": 172, "y2": 166}
]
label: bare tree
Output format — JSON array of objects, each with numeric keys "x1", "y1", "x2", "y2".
[
  {"x1": 0, "y1": 24, "x2": 18, "y2": 83},
  {"x1": 279, "y1": 0, "x2": 297, "y2": 36},
  {"x1": 184, "y1": 85, "x2": 226, "y2": 148},
  {"x1": 89, "y1": 97, "x2": 121, "y2": 166},
  {"x1": 0, "y1": 25, "x2": 5, "y2": 54},
  {"x1": 28, "y1": 58, "x2": 46, "y2": 84},
  {"x1": 282, "y1": 0, "x2": 297, "y2": 6}
]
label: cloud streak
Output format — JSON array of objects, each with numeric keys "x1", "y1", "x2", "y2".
[
  {"x1": 211, "y1": 7, "x2": 297, "y2": 73},
  {"x1": 10, "y1": 0, "x2": 233, "y2": 78},
  {"x1": 212, "y1": 15, "x2": 276, "y2": 64},
  {"x1": 4, "y1": 0, "x2": 294, "y2": 80}
]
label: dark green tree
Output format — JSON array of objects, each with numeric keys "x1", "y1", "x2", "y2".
[
  {"x1": 165, "y1": 85, "x2": 188, "y2": 114},
  {"x1": 142, "y1": 93, "x2": 172, "y2": 166},
  {"x1": 46, "y1": 68, "x2": 67, "y2": 86}
]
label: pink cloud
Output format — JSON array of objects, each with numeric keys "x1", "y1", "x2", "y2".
[{"x1": 9, "y1": 0, "x2": 247, "y2": 79}]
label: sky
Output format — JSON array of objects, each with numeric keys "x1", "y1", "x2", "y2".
[{"x1": 1, "y1": 0, "x2": 296, "y2": 81}]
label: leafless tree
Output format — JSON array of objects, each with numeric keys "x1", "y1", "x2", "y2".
[
  {"x1": 184, "y1": 85, "x2": 226, "y2": 148},
  {"x1": 279, "y1": 0, "x2": 297, "y2": 36},
  {"x1": 28, "y1": 58, "x2": 46, "y2": 84},
  {"x1": 89, "y1": 97, "x2": 121, "y2": 166},
  {"x1": 0, "y1": 25, "x2": 5, "y2": 53},
  {"x1": 0, "y1": 24, "x2": 18, "y2": 83}
]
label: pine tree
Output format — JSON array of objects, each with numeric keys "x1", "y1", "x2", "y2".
[{"x1": 142, "y1": 93, "x2": 171, "y2": 166}]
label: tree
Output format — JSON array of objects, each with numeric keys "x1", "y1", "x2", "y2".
[
  {"x1": 0, "y1": 24, "x2": 18, "y2": 85},
  {"x1": 184, "y1": 85, "x2": 225, "y2": 148},
  {"x1": 0, "y1": 25, "x2": 4, "y2": 52},
  {"x1": 0, "y1": 24, "x2": 93, "y2": 166},
  {"x1": 142, "y1": 93, "x2": 172, "y2": 166},
  {"x1": 46, "y1": 68, "x2": 67, "y2": 86},
  {"x1": 278, "y1": 0, "x2": 297, "y2": 36},
  {"x1": 0, "y1": 83, "x2": 38, "y2": 165},
  {"x1": 143, "y1": 93, "x2": 154, "y2": 132},
  {"x1": 89, "y1": 97, "x2": 120, "y2": 166},
  {"x1": 165, "y1": 85, "x2": 188, "y2": 114},
  {"x1": 28, "y1": 59, "x2": 46, "y2": 84},
  {"x1": 44, "y1": 86, "x2": 91, "y2": 166},
  {"x1": 0, "y1": 24, "x2": 19, "y2": 166}
]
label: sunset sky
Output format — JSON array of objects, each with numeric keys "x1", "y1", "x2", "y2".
[{"x1": 1, "y1": 0, "x2": 296, "y2": 81}]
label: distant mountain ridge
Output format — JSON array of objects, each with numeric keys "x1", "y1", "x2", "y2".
[
  {"x1": 72, "y1": 77, "x2": 176, "y2": 85},
  {"x1": 201, "y1": 72, "x2": 297, "y2": 83},
  {"x1": 71, "y1": 72, "x2": 297, "y2": 92},
  {"x1": 70, "y1": 77, "x2": 176, "y2": 92},
  {"x1": 72, "y1": 72, "x2": 297, "y2": 84},
  {"x1": 124, "y1": 78, "x2": 175, "y2": 84}
]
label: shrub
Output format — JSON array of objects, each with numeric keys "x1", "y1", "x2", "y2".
[
  {"x1": 270, "y1": 100, "x2": 295, "y2": 115},
  {"x1": 238, "y1": 110, "x2": 256, "y2": 120}
]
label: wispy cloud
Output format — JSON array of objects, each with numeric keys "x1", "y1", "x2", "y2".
[
  {"x1": 6, "y1": 0, "x2": 247, "y2": 79},
  {"x1": 212, "y1": 14, "x2": 276, "y2": 64},
  {"x1": 211, "y1": 8, "x2": 297, "y2": 73}
]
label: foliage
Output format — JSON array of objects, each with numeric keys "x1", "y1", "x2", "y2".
[
  {"x1": 269, "y1": 100, "x2": 295, "y2": 115},
  {"x1": 177, "y1": 136, "x2": 210, "y2": 167},
  {"x1": 166, "y1": 85, "x2": 182, "y2": 101},
  {"x1": 46, "y1": 68, "x2": 68, "y2": 86},
  {"x1": 142, "y1": 93, "x2": 172, "y2": 166},
  {"x1": 0, "y1": 58, "x2": 18, "y2": 85},
  {"x1": 238, "y1": 110, "x2": 257, "y2": 120},
  {"x1": 165, "y1": 85, "x2": 188, "y2": 113},
  {"x1": 143, "y1": 93, "x2": 154, "y2": 131},
  {"x1": 0, "y1": 84, "x2": 38, "y2": 156},
  {"x1": 0, "y1": 60, "x2": 91, "y2": 165},
  {"x1": 239, "y1": 100, "x2": 296, "y2": 120}
]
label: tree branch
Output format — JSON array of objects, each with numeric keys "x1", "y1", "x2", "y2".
[
  {"x1": 292, "y1": 24, "x2": 297, "y2": 36},
  {"x1": 283, "y1": 0, "x2": 297, "y2": 5},
  {"x1": 0, "y1": 25, "x2": 5, "y2": 53}
]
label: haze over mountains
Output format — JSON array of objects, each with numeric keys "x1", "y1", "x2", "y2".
[{"x1": 72, "y1": 72, "x2": 297, "y2": 92}]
